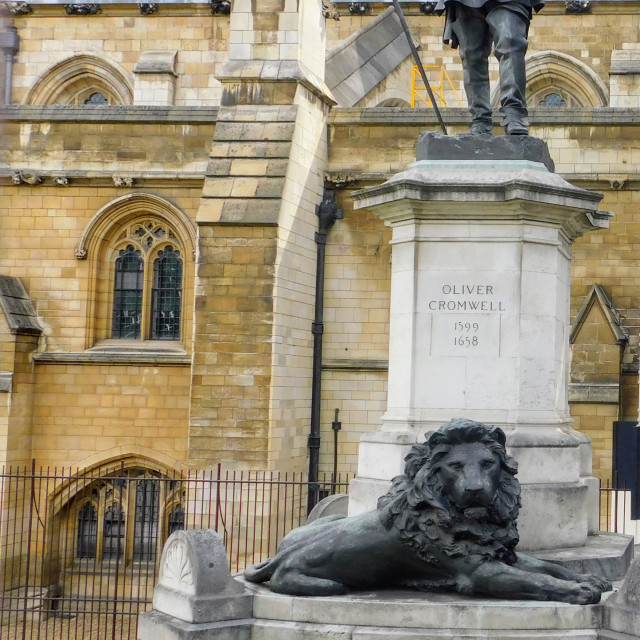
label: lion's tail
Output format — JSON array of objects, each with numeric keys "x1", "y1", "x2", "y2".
[{"x1": 244, "y1": 559, "x2": 276, "y2": 584}]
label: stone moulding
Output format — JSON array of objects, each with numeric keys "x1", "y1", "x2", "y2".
[{"x1": 74, "y1": 192, "x2": 197, "y2": 261}]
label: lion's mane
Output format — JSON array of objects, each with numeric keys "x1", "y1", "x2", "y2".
[{"x1": 377, "y1": 419, "x2": 521, "y2": 586}]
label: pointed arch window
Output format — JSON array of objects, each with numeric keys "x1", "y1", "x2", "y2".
[
  {"x1": 151, "y1": 247, "x2": 183, "y2": 340},
  {"x1": 108, "y1": 219, "x2": 185, "y2": 342},
  {"x1": 167, "y1": 504, "x2": 185, "y2": 536},
  {"x1": 103, "y1": 503, "x2": 125, "y2": 560},
  {"x1": 112, "y1": 245, "x2": 144, "y2": 339},
  {"x1": 76, "y1": 502, "x2": 98, "y2": 559},
  {"x1": 133, "y1": 480, "x2": 160, "y2": 562}
]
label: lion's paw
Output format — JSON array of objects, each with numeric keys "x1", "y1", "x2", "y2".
[
  {"x1": 567, "y1": 582, "x2": 602, "y2": 605},
  {"x1": 576, "y1": 573, "x2": 612, "y2": 593}
]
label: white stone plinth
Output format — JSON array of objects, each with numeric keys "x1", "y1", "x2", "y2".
[
  {"x1": 245, "y1": 579, "x2": 613, "y2": 640},
  {"x1": 349, "y1": 154, "x2": 611, "y2": 551}
]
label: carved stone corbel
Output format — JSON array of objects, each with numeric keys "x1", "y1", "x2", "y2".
[
  {"x1": 565, "y1": 0, "x2": 591, "y2": 14},
  {"x1": 324, "y1": 172, "x2": 357, "y2": 189},
  {"x1": 11, "y1": 170, "x2": 42, "y2": 185},
  {"x1": 419, "y1": 2, "x2": 437, "y2": 15},
  {"x1": 138, "y1": 3, "x2": 157, "y2": 15},
  {"x1": 349, "y1": 2, "x2": 370, "y2": 15},
  {"x1": 209, "y1": 0, "x2": 230, "y2": 15},
  {"x1": 1, "y1": 2, "x2": 32, "y2": 16},
  {"x1": 54, "y1": 176, "x2": 70, "y2": 186},
  {"x1": 64, "y1": 4, "x2": 101, "y2": 15},
  {"x1": 322, "y1": 1, "x2": 340, "y2": 20},
  {"x1": 112, "y1": 175, "x2": 134, "y2": 188}
]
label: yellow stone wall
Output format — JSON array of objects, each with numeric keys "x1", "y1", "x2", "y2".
[
  {"x1": 3, "y1": 2, "x2": 640, "y2": 483},
  {"x1": 11, "y1": 11, "x2": 228, "y2": 106},
  {"x1": 31, "y1": 362, "x2": 191, "y2": 468}
]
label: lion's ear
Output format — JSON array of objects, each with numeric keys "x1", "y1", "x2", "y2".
[
  {"x1": 487, "y1": 426, "x2": 506, "y2": 447},
  {"x1": 426, "y1": 430, "x2": 443, "y2": 448}
]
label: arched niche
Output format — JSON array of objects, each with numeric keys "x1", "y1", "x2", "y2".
[
  {"x1": 490, "y1": 51, "x2": 608, "y2": 108},
  {"x1": 76, "y1": 193, "x2": 196, "y2": 349},
  {"x1": 25, "y1": 53, "x2": 134, "y2": 105}
]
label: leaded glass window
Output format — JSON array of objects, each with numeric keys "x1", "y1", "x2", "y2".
[
  {"x1": 539, "y1": 92, "x2": 567, "y2": 107},
  {"x1": 84, "y1": 92, "x2": 108, "y2": 105},
  {"x1": 150, "y1": 247, "x2": 182, "y2": 340},
  {"x1": 133, "y1": 480, "x2": 160, "y2": 562},
  {"x1": 103, "y1": 503, "x2": 125, "y2": 560},
  {"x1": 76, "y1": 502, "x2": 97, "y2": 559},
  {"x1": 112, "y1": 245, "x2": 143, "y2": 339},
  {"x1": 167, "y1": 504, "x2": 185, "y2": 536}
]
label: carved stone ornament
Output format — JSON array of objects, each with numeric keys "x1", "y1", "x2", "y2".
[
  {"x1": 209, "y1": 0, "x2": 230, "y2": 15},
  {"x1": 11, "y1": 170, "x2": 42, "y2": 185},
  {"x1": 349, "y1": 2, "x2": 370, "y2": 14},
  {"x1": 565, "y1": 0, "x2": 591, "y2": 13},
  {"x1": 64, "y1": 3, "x2": 101, "y2": 15},
  {"x1": 112, "y1": 175, "x2": 134, "y2": 187},
  {"x1": 74, "y1": 247, "x2": 88, "y2": 260},
  {"x1": 420, "y1": 2, "x2": 437, "y2": 14},
  {"x1": 1, "y1": 2, "x2": 32, "y2": 15},
  {"x1": 138, "y1": 3, "x2": 157, "y2": 15},
  {"x1": 160, "y1": 539, "x2": 194, "y2": 587},
  {"x1": 322, "y1": 0, "x2": 340, "y2": 20},
  {"x1": 54, "y1": 176, "x2": 70, "y2": 186},
  {"x1": 324, "y1": 172, "x2": 356, "y2": 189}
]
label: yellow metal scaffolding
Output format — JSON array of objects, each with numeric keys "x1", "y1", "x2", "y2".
[{"x1": 411, "y1": 65, "x2": 463, "y2": 108}]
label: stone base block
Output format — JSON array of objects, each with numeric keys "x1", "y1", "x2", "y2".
[
  {"x1": 599, "y1": 631, "x2": 640, "y2": 640},
  {"x1": 137, "y1": 609, "x2": 252, "y2": 640},
  {"x1": 531, "y1": 532, "x2": 634, "y2": 581},
  {"x1": 245, "y1": 580, "x2": 609, "y2": 640},
  {"x1": 347, "y1": 477, "x2": 391, "y2": 516},
  {"x1": 517, "y1": 482, "x2": 588, "y2": 550}
]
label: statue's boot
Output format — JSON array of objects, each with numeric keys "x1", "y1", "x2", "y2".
[
  {"x1": 486, "y1": 7, "x2": 530, "y2": 135},
  {"x1": 451, "y1": 7, "x2": 493, "y2": 135}
]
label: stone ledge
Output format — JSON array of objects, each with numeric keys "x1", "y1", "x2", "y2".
[
  {"x1": 33, "y1": 351, "x2": 191, "y2": 366},
  {"x1": 322, "y1": 359, "x2": 388, "y2": 371},
  {"x1": 0, "y1": 105, "x2": 219, "y2": 124},
  {"x1": 329, "y1": 106, "x2": 640, "y2": 126},
  {"x1": 569, "y1": 383, "x2": 620, "y2": 404}
]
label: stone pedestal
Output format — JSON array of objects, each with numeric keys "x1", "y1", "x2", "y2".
[
  {"x1": 137, "y1": 530, "x2": 252, "y2": 640},
  {"x1": 245, "y1": 579, "x2": 616, "y2": 640},
  {"x1": 349, "y1": 134, "x2": 612, "y2": 551}
]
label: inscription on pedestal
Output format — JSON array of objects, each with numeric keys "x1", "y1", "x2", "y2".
[{"x1": 423, "y1": 276, "x2": 510, "y2": 357}]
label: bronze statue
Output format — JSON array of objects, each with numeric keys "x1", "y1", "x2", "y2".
[
  {"x1": 245, "y1": 419, "x2": 611, "y2": 602},
  {"x1": 435, "y1": 0, "x2": 544, "y2": 135}
]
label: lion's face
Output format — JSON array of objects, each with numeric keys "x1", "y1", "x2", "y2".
[{"x1": 436, "y1": 442, "x2": 502, "y2": 509}]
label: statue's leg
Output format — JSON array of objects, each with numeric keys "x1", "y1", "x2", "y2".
[
  {"x1": 269, "y1": 569, "x2": 349, "y2": 596},
  {"x1": 451, "y1": 6, "x2": 493, "y2": 134},
  {"x1": 467, "y1": 560, "x2": 604, "y2": 603},
  {"x1": 486, "y1": 7, "x2": 529, "y2": 134}
]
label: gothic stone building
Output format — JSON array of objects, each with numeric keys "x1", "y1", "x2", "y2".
[{"x1": 1, "y1": 0, "x2": 640, "y2": 561}]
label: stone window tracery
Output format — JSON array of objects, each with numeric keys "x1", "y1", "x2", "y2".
[
  {"x1": 67, "y1": 468, "x2": 185, "y2": 566},
  {"x1": 109, "y1": 221, "x2": 184, "y2": 342}
]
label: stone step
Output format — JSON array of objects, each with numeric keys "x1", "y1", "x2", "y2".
[
  {"x1": 246, "y1": 581, "x2": 611, "y2": 640},
  {"x1": 531, "y1": 532, "x2": 634, "y2": 581}
]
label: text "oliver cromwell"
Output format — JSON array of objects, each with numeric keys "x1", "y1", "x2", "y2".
[{"x1": 428, "y1": 283, "x2": 506, "y2": 312}]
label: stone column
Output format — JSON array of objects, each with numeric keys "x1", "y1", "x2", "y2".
[{"x1": 349, "y1": 134, "x2": 612, "y2": 550}]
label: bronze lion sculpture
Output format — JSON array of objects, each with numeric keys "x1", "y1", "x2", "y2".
[{"x1": 245, "y1": 419, "x2": 611, "y2": 603}]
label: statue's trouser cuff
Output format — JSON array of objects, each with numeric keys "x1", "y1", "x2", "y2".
[{"x1": 452, "y1": 5, "x2": 529, "y2": 124}]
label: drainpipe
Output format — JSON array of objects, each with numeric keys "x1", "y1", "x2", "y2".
[
  {"x1": 0, "y1": 23, "x2": 19, "y2": 104},
  {"x1": 308, "y1": 190, "x2": 343, "y2": 514}
]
